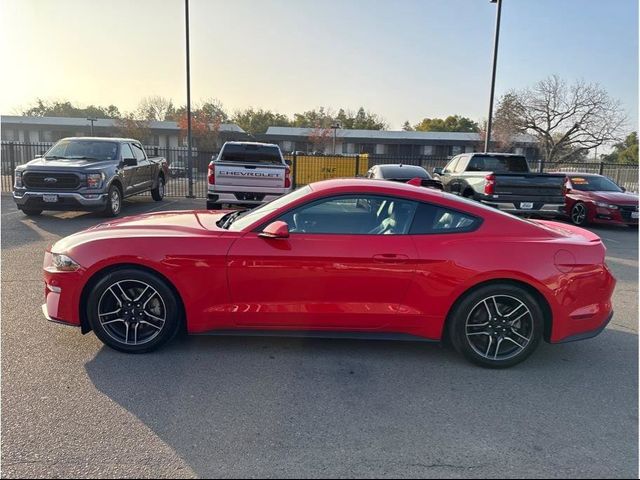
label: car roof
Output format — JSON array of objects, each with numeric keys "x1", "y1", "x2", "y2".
[
  {"x1": 60, "y1": 137, "x2": 139, "y2": 143},
  {"x1": 308, "y1": 178, "x2": 445, "y2": 199},
  {"x1": 224, "y1": 141, "x2": 279, "y2": 147}
]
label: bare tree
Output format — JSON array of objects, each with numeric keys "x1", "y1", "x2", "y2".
[
  {"x1": 136, "y1": 96, "x2": 175, "y2": 122},
  {"x1": 115, "y1": 114, "x2": 151, "y2": 142},
  {"x1": 504, "y1": 76, "x2": 626, "y2": 162},
  {"x1": 308, "y1": 127, "x2": 333, "y2": 153}
]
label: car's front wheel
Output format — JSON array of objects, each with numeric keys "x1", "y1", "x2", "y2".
[
  {"x1": 86, "y1": 268, "x2": 181, "y2": 353},
  {"x1": 102, "y1": 184, "x2": 122, "y2": 217},
  {"x1": 20, "y1": 207, "x2": 42, "y2": 216},
  {"x1": 449, "y1": 284, "x2": 543, "y2": 368},
  {"x1": 570, "y1": 202, "x2": 588, "y2": 226},
  {"x1": 151, "y1": 175, "x2": 165, "y2": 201}
]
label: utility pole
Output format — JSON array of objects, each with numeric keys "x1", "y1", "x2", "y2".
[
  {"x1": 87, "y1": 117, "x2": 97, "y2": 136},
  {"x1": 185, "y1": 0, "x2": 194, "y2": 197},
  {"x1": 331, "y1": 123, "x2": 340, "y2": 155},
  {"x1": 484, "y1": 0, "x2": 502, "y2": 153}
]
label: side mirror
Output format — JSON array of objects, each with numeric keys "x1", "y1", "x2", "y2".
[
  {"x1": 258, "y1": 221, "x2": 289, "y2": 239},
  {"x1": 122, "y1": 157, "x2": 137, "y2": 167},
  {"x1": 621, "y1": 187, "x2": 627, "y2": 192},
  {"x1": 433, "y1": 167, "x2": 444, "y2": 175}
]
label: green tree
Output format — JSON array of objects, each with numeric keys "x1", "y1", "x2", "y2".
[
  {"x1": 601, "y1": 132, "x2": 638, "y2": 164},
  {"x1": 231, "y1": 108, "x2": 291, "y2": 135},
  {"x1": 414, "y1": 115, "x2": 478, "y2": 132},
  {"x1": 402, "y1": 121, "x2": 414, "y2": 131},
  {"x1": 23, "y1": 98, "x2": 121, "y2": 118}
]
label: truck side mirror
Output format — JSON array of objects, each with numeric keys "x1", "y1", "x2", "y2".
[{"x1": 433, "y1": 167, "x2": 444, "y2": 175}]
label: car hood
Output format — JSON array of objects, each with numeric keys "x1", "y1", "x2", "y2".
[
  {"x1": 22, "y1": 157, "x2": 116, "y2": 170},
  {"x1": 52, "y1": 210, "x2": 232, "y2": 253},
  {"x1": 580, "y1": 190, "x2": 639, "y2": 204}
]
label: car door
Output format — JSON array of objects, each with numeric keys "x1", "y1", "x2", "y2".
[
  {"x1": 119, "y1": 142, "x2": 138, "y2": 195},
  {"x1": 226, "y1": 194, "x2": 419, "y2": 329},
  {"x1": 131, "y1": 142, "x2": 152, "y2": 192},
  {"x1": 438, "y1": 157, "x2": 459, "y2": 192}
]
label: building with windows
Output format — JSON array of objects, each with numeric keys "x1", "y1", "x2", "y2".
[
  {"x1": 260, "y1": 126, "x2": 540, "y2": 160},
  {"x1": 0, "y1": 115, "x2": 249, "y2": 149}
]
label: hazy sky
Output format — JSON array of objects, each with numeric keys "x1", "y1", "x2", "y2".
[{"x1": 1, "y1": 0, "x2": 638, "y2": 130}]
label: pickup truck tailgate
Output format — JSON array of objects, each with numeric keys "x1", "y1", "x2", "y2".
[
  {"x1": 214, "y1": 163, "x2": 286, "y2": 189},
  {"x1": 494, "y1": 173, "x2": 565, "y2": 197}
]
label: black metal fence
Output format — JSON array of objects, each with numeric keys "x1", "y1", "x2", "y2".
[{"x1": 2, "y1": 142, "x2": 638, "y2": 196}]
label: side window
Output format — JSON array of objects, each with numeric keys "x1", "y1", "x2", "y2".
[
  {"x1": 454, "y1": 156, "x2": 468, "y2": 173},
  {"x1": 277, "y1": 195, "x2": 418, "y2": 235},
  {"x1": 131, "y1": 143, "x2": 146, "y2": 162},
  {"x1": 444, "y1": 157, "x2": 458, "y2": 173},
  {"x1": 120, "y1": 143, "x2": 134, "y2": 160},
  {"x1": 409, "y1": 202, "x2": 480, "y2": 234}
]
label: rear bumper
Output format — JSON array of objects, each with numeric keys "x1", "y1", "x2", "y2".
[
  {"x1": 14, "y1": 190, "x2": 108, "y2": 211},
  {"x1": 482, "y1": 200, "x2": 565, "y2": 217},
  {"x1": 207, "y1": 189, "x2": 289, "y2": 206},
  {"x1": 552, "y1": 311, "x2": 613, "y2": 344}
]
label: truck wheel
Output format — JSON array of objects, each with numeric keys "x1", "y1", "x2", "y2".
[
  {"x1": 207, "y1": 201, "x2": 221, "y2": 210},
  {"x1": 21, "y1": 208, "x2": 42, "y2": 216},
  {"x1": 151, "y1": 176, "x2": 165, "y2": 201},
  {"x1": 102, "y1": 184, "x2": 122, "y2": 217}
]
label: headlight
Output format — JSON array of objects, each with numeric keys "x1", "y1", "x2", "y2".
[
  {"x1": 86, "y1": 172, "x2": 104, "y2": 189},
  {"x1": 51, "y1": 254, "x2": 80, "y2": 272},
  {"x1": 14, "y1": 171, "x2": 23, "y2": 188},
  {"x1": 595, "y1": 202, "x2": 618, "y2": 210}
]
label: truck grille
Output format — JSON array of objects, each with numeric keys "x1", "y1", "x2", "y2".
[{"x1": 23, "y1": 172, "x2": 80, "y2": 190}]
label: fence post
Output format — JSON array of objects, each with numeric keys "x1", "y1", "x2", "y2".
[
  {"x1": 292, "y1": 153, "x2": 297, "y2": 189},
  {"x1": 599, "y1": 162, "x2": 604, "y2": 175},
  {"x1": 355, "y1": 154, "x2": 360, "y2": 177},
  {"x1": 538, "y1": 158, "x2": 544, "y2": 173},
  {"x1": 8, "y1": 142, "x2": 15, "y2": 188},
  {"x1": 154, "y1": 146, "x2": 158, "y2": 157}
]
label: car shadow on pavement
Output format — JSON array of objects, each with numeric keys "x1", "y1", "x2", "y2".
[{"x1": 84, "y1": 329, "x2": 638, "y2": 478}]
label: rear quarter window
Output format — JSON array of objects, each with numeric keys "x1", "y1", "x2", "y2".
[{"x1": 410, "y1": 202, "x2": 481, "y2": 234}]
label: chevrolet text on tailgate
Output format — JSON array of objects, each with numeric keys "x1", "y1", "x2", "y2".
[{"x1": 207, "y1": 141, "x2": 292, "y2": 209}]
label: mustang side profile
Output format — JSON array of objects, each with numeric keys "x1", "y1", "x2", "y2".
[{"x1": 43, "y1": 179, "x2": 615, "y2": 368}]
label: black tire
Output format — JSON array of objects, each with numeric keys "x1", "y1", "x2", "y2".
[
  {"x1": 102, "y1": 184, "x2": 122, "y2": 217},
  {"x1": 21, "y1": 208, "x2": 42, "y2": 216},
  {"x1": 86, "y1": 268, "x2": 181, "y2": 353},
  {"x1": 570, "y1": 202, "x2": 588, "y2": 226},
  {"x1": 448, "y1": 283, "x2": 544, "y2": 368},
  {"x1": 151, "y1": 175, "x2": 165, "y2": 201},
  {"x1": 207, "y1": 201, "x2": 221, "y2": 210}
]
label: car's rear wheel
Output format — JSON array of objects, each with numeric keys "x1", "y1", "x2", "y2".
[
  {"x1": 449, "y1": 284, "x2": 543, "y2": 368},
  {"x1": 570, "y1": 202, "x2": 588, "y2": 226},
  {"x1": 20, "y1": 208, "x2": 42, "y2": 216},
  {"x1": 151, "y1": 176, "x2": 165, "y2": 201},
  {"x1": 86, "y1": 268, "x2": 181, "y2": 353}
]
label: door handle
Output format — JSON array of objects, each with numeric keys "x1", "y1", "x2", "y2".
[{"x1": 373, "y1": 253, "x2": 410, "y2": 263}]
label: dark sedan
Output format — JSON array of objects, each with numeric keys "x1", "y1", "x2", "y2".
[{"x1": 366, "y1": 164, "x2": 443, "y2": 190}]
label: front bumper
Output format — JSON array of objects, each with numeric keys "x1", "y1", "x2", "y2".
[{"x1": 13, "y1": 190, "x2": 108, "y2": 211}]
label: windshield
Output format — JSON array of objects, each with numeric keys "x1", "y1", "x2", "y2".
[
  {"x1": 46, "y1": 139, "x2": 119, "y2": 161},
  {"x1": 218, "y1": 144, "x2": 284, "y2": 165},
  {"x1": 569, "y1": 175, "x2": 623, "y2": 192},
  {"x1": 228, "y1": 186, "x2": 312, "y2": 231}
]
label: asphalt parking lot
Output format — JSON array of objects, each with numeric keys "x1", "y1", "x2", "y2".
[{"x1": 1, "y1": 194, "x2": 638, "y2": 479}]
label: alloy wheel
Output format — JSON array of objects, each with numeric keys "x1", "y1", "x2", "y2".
[
  {"x1": 465, "y1": 295, "x2": 534, "y2": 361},
  {"x1": 571, "y1": 203, "x2": 586, "y2": 225},
  {"x1": 97, "y1": 279, "x2": 166, "y2": 346}
]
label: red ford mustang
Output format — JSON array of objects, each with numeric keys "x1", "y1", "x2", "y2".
[
  {"x1": 43, "y1": 179, "x2": 616, "y2": 368},
  {"x1": 561, "y1": 173, "x2": 639, "y2": 227}
]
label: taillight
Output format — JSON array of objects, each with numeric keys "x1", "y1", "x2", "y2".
[
  {"x1": 207, "y1": 162, "x2": 215, "y2": 184},
  {"x1": 484, "y1": 174, "x2": 495, "y2": 195},
  {"x1": 284, "y1": 166, "x2": 291, "y2": 189}
]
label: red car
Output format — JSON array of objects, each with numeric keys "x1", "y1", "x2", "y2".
[
  {"x1": 561, "y1": 173, "x2": 639, "y2": 227},
  {"x1": 43, "y1": 179, "x2": 616, "y2": 368}
]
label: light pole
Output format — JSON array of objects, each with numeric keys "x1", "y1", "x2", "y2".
[
  {"x1": 87, "y1": 117, "x2": 97, "y2": 136},
  {"x1": 331, "y1": 123, "x2": 340, "y2": 155},
  {"x1": 484, "y1": 0, "x2": 502, "y2": 153},
  {"x1": 185, "y1": 0, "x2": 194, "y2": 198}
]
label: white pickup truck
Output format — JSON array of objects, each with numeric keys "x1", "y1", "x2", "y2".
[{"x1": 207, "y1": 142, "x2": 292, "y2": 209}]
